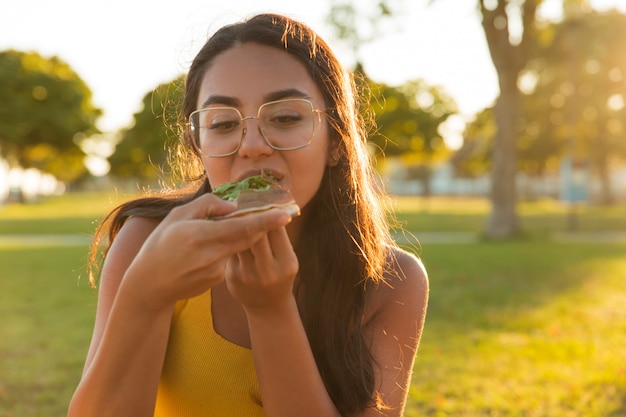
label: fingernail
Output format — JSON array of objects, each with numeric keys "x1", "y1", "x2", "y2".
[{"x1": 280, "y1": 210, "x2": 292, "y2": 224}]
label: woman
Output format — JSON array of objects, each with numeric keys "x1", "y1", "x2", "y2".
[{"x1": 69, "y1": 13, "x2": 428, "y2": 417}]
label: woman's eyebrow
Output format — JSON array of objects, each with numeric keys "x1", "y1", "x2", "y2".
[
  {"x1": 199, "y1": 89, "x2": 312, "y2": 109},
  {"x1": 200, "y1": 95, "x2": 240, "y2": 108},
  {"x1": 264, "y1": 88, "x2": 311, "y2": 102}
]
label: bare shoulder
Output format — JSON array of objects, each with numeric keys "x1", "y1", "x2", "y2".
[
  {"x1": 367, "y1": 246, "x2": 429, "y2": 321},
  {"x1": 388, "y1": 247, "x2": 428, "y2": 292},
  {"x1": 105, "y1": 216, "x2": 160, "y2": 264},
  {"x1": 98, "y1": 216, "x2": 161, "y2": 293},
  {"x1": 113, "y1": 216, "x2": 161, "y2": 248}
]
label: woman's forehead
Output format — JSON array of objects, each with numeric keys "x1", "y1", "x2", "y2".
[{"x1": 196, "y1": 43, "x2": 323, "y2": 109}]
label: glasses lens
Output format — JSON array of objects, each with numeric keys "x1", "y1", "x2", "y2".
[
  {"x1": 190, "y1": 99, "x2": 316, "y2": 157},
  {"x1": 193, "y1": 107, "x2": 242, "y2": 156},
  {"x1": 259, "y1": 99, "x2": 315, "y2": 150}
]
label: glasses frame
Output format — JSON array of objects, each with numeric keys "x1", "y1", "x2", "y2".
[{"x1": 188, "y1": 98, "x2": 325, "y2": 158}]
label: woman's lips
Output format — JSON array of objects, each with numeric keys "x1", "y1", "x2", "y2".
[{"x1": 236, "y1": 168, "x2": 283, "y2": 183}]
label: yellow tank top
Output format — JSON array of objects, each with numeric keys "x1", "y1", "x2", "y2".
[{"x1": 154, "y1": 289, "x2": 263, "y2": 416}]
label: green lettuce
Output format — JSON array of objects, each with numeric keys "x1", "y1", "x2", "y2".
[{"x1": 211, "y1": 172, "x2": 277, "y2": 202}]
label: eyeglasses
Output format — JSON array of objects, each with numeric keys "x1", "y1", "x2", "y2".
[{"x1": 188, "y1": 98, "x2": 324, "y2": 157}]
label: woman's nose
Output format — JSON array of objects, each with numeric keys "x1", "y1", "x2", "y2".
[{"x1": 237, "y1": 117, "x2": 274, "y2": 158}]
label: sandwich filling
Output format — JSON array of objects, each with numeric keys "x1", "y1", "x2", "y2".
[{"x1": 211, "y1": 172, "x2": 300, "y2": 219}]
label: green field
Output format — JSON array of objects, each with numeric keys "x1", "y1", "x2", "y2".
[{"x1": 1, "y1": 193, "x2": 625, "y2": 416}]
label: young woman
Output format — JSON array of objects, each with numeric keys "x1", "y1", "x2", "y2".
[{"x1": 68, "y1": 13, "x2": 428, "y2": 417}]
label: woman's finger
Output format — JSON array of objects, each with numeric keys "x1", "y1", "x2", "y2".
[
  {"x1": 165, "y1": 193, "x2": 236, "y2": 222},
  {"x1": 266, "y1": 226, "x2": 296, "y2": 262},
  {"x1": 194, "y1": 208, "x2": 292, "y2": 255},
  {"x1": 248, "y1": 233, "x2": 273, "y2": 262}
]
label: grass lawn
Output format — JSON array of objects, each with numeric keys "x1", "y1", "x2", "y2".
[
  {"x1": 406, "y1": 242, "x2": 626, "y2": 416},
  {"x1": 391, "y1": 195, "x2": 626, "y2": 234},
  {"x1": 0, "y1": 246, "x2": 94, "y2": 416},
  {"x1": 0, "y1": 190, "x2": 136, "y2": 235},
  {"x1": 1, "y1": 192, "x2": 625, "y2": 416}
]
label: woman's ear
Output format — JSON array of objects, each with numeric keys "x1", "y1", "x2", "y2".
[{"x1": 328, "y1": 146, "x2": 341, "y2": 167}]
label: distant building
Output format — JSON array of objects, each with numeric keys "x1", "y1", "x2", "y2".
[{"x1": 387, "y1": 160, "x2": 626, "y2": 203}]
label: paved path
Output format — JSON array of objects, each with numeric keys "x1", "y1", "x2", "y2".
[
  {"x1": 551, "y1": 231, "x2": 626, "y2": 244},
  {"x1": 0, "y1": 234, "x2": 93, "y2": 248},
  {"x1": 394, "y1": 231, "x2": 626, "y2": 245},
  {"x1": 393, "y1": 231, "x2": 478, "y2": 245},
  {"x1": 1, "y1": 231, "x2": 626, "y2": 248}
]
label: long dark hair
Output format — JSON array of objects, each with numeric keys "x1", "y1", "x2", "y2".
[{"x1": 91, "y1": 13, "x2": 396, "y2": 416}]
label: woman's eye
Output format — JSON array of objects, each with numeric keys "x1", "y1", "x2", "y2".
[
  {"x1": 209, "y1": 120, "x2": 239, "y2": 132},
  {"x1": 271, "y1": 114, "x2": 303, "y2": 125}
]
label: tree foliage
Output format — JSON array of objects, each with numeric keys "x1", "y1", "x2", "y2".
[
  {"x1": 451, "y1": 108, "x2": 494, "y2": 178},
  {"x1": 108, "y1": 76, "x2": 185, "y2": 183},
  {"x1": 525, "y1": 8, "x2": 626, "y2": 203},
  {"x1": 455, "y1": 7, "x2": 626, "y2": 204},
  {"x1": 0, "y1": 50, "x2": 101, "y2": 183},
  {"x1": 325, "y1": 0, "x2": 398, "y2": 65},
  {"x1": 326, "y1": 0, "x2": 457, "y2": 194},
  {"x1": 367, "y1": 78, "x2": 457, "y2": 161}
]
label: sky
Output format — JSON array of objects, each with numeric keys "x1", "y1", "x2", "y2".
[{"x1": 2, "y1": 0, "x2": 625, "y2": 147}]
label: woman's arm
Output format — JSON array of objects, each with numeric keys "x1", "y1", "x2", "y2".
[
  {"x1": 226, "y1": 226, "x2": 342, "y2": 417},
  {"x1": 228, "y1": 233, "x2": 427, "y2": 417},
  {"x1": 246, "y1": 297, "x2": 342, "y2": 416},
  {"x1": 68, "y1": 216, "x2": 174, "y2": 417},
  {"x1": 68, "y1": 195, "x2": 293, "y2": 417},
  {"x1": 360, "y1": 249, "x2": 429, "y2": 416}
]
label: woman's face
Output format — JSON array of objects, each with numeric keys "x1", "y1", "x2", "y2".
[{"x1": 196, "y1": 42, "x2": 331, "y2": 218}]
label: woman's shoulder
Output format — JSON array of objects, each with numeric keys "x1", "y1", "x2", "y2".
[
  {"x1": 366, "y1": 246, "x2": 429, "y2": 320},
  {"x1": 112, "y1": 216, "x2": 161, "y2": 249},
  {"x1": 383, "y1": 246, "x2": 428, "y2": 296},
  {"x1": 389, "y1": 246, "x2": 427, "y2": 283},
  {"x1": 98, "y1": 216, "x2": 161, "y2": 288}
]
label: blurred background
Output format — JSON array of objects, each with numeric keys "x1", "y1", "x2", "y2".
[
  {"x1": 1, "y1": 0, "x2": 626, "y2": 237},
  {"x1": 2, "y1": 2, "x2": 626, "y2": 416}
]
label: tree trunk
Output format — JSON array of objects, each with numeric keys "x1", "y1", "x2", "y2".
[
  {"x1": 596, "y1": 156, "x2": 614, "y2": 205},
  {"x1": 487, "y1": 82, "x2": 521, "y2": 237},
  {"x1": 479, "y1": 0, "x2": 537, "y2": 238},
  {"x1": 421, "y1": 166, "x2": 432, "y2": 197}
]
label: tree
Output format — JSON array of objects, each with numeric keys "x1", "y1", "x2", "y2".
[
  {"x1": 526, "y1": 8, "x2": 626, "y2": 204},
  {"x1": 369, "y1": 79, "x2": 457, "y2": 157},
  {"x1": 451, "y1": 108, "x2": 495, "y2": 178},
  {"x1": 368, "y1": 78, "x2": 457, "y2": 194},
  {"x1": 478, "y1": 0, "x2": 542, "y2": 238},
  {"x1": 0, "y1": 50, "x2": 101, "y2": 183},
  {"x1": 108, "y1": 76, "x2": 184, "y2": 183},
  {"x1": 325, "y1": 0, "x2": 398, "y2": 66},
  {"x1": 326, "y1": 0, "x2": 458, "y2": 195},
  {"x1": 326, "y1": 0, "x2": 534, "y2": 234},
  {"x1": 454, "y1": 7, "x2": 626, "y2": 203}
]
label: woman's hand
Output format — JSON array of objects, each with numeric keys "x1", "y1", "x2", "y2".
[
  {"x1": 225, "y1": 224, "x2": 299, "y2": 312},
  {"x1": 120, "y1": 194, "x2": 293, "y2": 311}
]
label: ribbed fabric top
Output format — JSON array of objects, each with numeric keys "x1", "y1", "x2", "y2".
[{"x1": 154, "y1": 289, "x2": 263, "y2": 416}]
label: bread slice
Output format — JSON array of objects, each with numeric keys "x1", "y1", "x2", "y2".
[
  {"x1": 215, "y1": 186, "x2": 300, "y2": 219},
  {"x1": 211, "y1": 173, "x2": 300, "y2": 219}
]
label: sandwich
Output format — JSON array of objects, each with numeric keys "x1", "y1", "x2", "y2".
[{"x1": 211, "y1": 171, "x2": 300, "y2": 219}]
